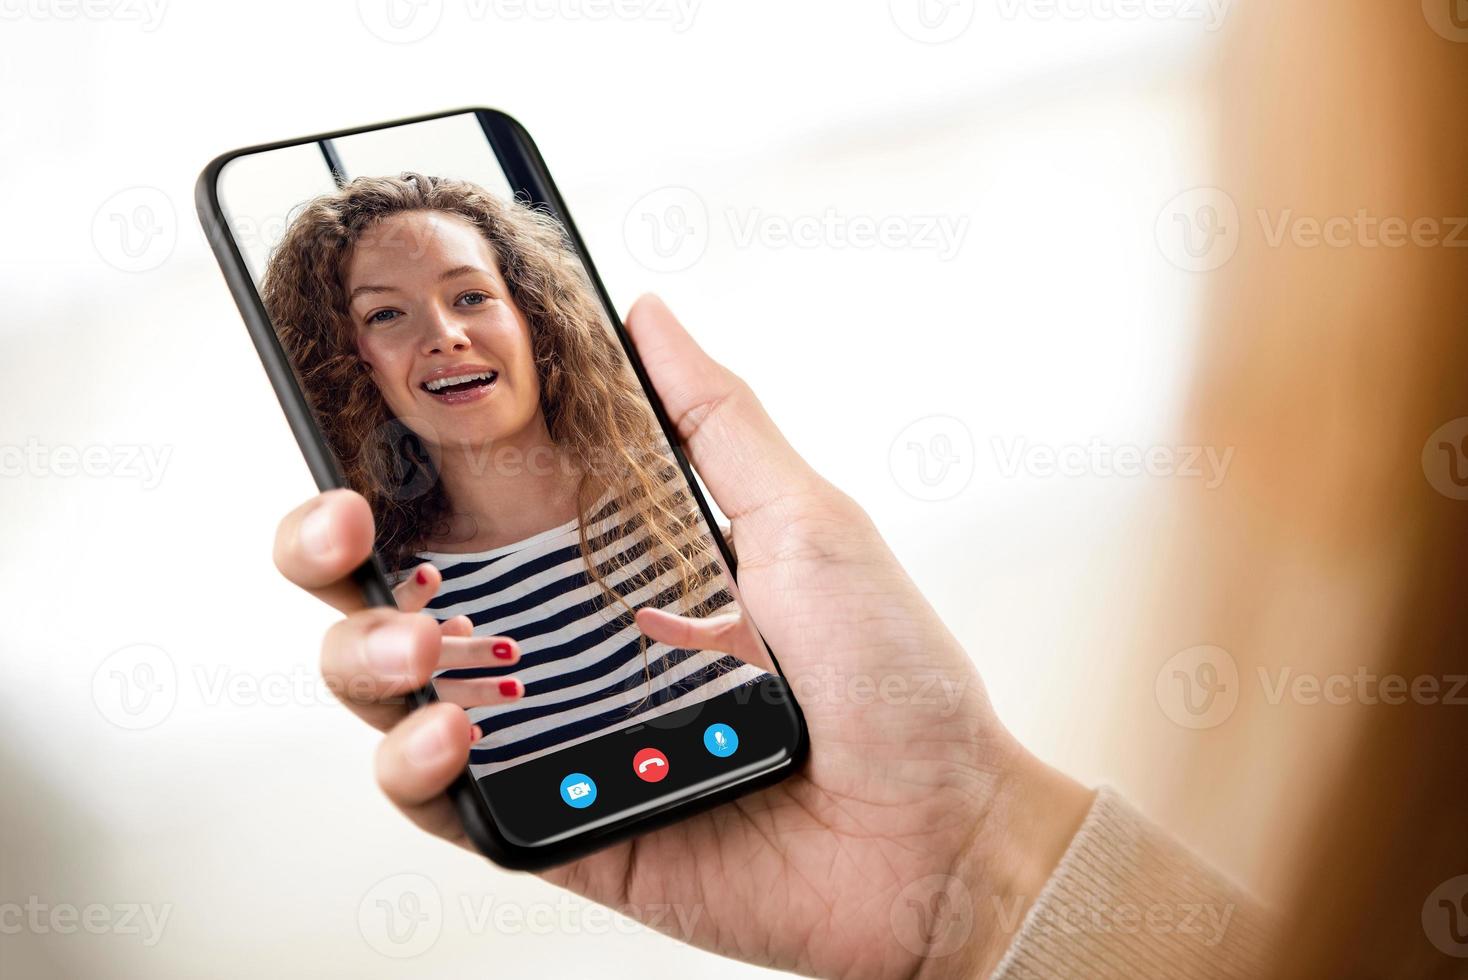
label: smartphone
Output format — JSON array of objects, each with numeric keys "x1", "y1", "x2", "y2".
[{"x1": 195, "y1": 108, "x2": 808, "y2": 870}]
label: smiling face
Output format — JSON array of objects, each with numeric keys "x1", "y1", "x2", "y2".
[{"x1": 345, "y1": 210, "x2": 542, "y2": 453}]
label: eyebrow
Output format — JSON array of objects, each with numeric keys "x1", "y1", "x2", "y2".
[{"x1": 348, "y1": 265, "x2": 493, "y2": 303}]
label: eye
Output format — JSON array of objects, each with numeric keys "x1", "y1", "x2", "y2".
[
  {"x1": 366, "y1": 308, "x2": 401, "y2": 325},
  {"x1": 457, "y1": 290, "x2": 490, "y2": 307}
]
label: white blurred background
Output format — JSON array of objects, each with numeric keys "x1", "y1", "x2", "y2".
[{"x1": 0, "y1": 1, "x2": 1238, "y2": 975}]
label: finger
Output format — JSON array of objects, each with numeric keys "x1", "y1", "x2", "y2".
[
  {"x1": 439, "y1": 615, "x2": 474, "y2": 638},
  {"x1": 274, "y1": 489, "x2": 377, "y2": 614},
  {"x1": 635, "y1": 607, "x2": 744, "y2": 654},
  {"x1": 624, "y1": 295, "x2": 824, "y2": 523},
  {"x1": 320, "y1": 608, "x2": 445, "y2": 731},
  {"x1": 374, "y1": 702, "x2": 479, "y2": 844},
  {"x1": 433, "y1": 675, "x2": 524, "y2": 710},
  {"x1": 436, "y1": 635, "x2": 520, "y2": 670},
  {"x1": 637, "y1": 606, "x2": 772, "y2": 671},
  {"x1": 393, "y1": 562, "x2": 441, "y2": 614}
]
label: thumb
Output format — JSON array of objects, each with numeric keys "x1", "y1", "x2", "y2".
[
  {"x1": 635, "y1": 607, "x2": 771, "y2": 670},
  {"x1": 623, "y1": 294, "x2": 821, "y2": 524}
]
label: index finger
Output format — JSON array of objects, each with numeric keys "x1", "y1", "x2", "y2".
[{"x1": 273, "y1": 488, "x2": 379, "y2": 614}]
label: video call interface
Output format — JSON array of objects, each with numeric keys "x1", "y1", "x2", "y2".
[{"x1": 218, "y1": 112, "x2": 799, "y2": 842}]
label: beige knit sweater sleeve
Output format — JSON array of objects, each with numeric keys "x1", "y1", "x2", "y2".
[{"x1": 991, "y1": 788, "x2": 1276, "y2": 979}]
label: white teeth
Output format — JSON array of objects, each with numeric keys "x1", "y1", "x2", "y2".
[{"x1": 424, "y1": 371, "x2": 495, "y2": 392}]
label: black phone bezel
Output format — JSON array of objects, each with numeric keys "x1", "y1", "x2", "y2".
[{"x1": 194, "y1": 106, "x2": 809, "y2": 871}]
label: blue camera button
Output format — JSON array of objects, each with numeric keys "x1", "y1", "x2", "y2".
[{"x1": 559, "y1": 772, "x2": 598, "y2": 809}]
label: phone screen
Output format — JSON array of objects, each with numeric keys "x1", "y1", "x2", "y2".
[{"x1": 208, "y1": 110, "x2": 803, "y2": 856}]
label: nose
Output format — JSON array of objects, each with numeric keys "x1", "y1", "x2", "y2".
[{"x1": 420, "y1": 304, "x2": 471, "y2": 356}]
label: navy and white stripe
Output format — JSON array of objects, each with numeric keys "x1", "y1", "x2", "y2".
[{"x1": 420, "y1": 495, "x2": 767, "y2": 776}]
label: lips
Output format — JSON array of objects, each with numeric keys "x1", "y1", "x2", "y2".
[{"x1": 419, "y1": 367, "x2": 499, "y2": 405}]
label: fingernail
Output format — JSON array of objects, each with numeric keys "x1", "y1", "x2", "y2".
[
  {"x1": 471, "y1": 724, "x2": 484, "y2": 742},
  {"x1": 414, "y1": 565, "x2": 432, "y2": 587},
  {"x1": 299, "y1": 505, "x2": 334, "y2": 558},
  {"x1": 406, "y1": 718, "x2": 454, "y2": 766},
  {"x1": 491, "y1": 641, "x2": 514, "y2": 661},
  {"x1": 365, "y1": 623, "x2": 417, "y2": 678},
  {"x1": 499, "y1": 679, "x2": 522, "y2": 698}
]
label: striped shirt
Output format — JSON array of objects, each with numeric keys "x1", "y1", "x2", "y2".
[{"x1": 420, "y1": 495, "x2": 768, "y2": 776}]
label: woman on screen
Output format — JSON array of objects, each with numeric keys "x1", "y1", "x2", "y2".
[{"x1": 260, "y1": 173, "x2": 767, "y2": 774}]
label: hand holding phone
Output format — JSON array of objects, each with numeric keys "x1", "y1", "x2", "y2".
[{"x1": 274, "y1": 295, "x2": 1093, "y2": 980}]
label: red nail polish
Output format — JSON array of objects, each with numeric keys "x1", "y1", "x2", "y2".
[
  {"x1": 499, "y1": 679, "x2": 521, "y2": 698},
  {"x1": 492, "y1": 641, "x2": 514, "y2": 660},
  {"x1": 415, "y1": 567, "x2": 430, "y2": 586}
]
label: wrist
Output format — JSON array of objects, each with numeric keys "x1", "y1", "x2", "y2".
[{"x1": 916, "y1": 748, "x2": 1095, "y2": 980}]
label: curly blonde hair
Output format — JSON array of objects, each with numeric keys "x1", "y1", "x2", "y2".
[{"x1": 260, "y1": 173, "x2": 719, "y2": 617}]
